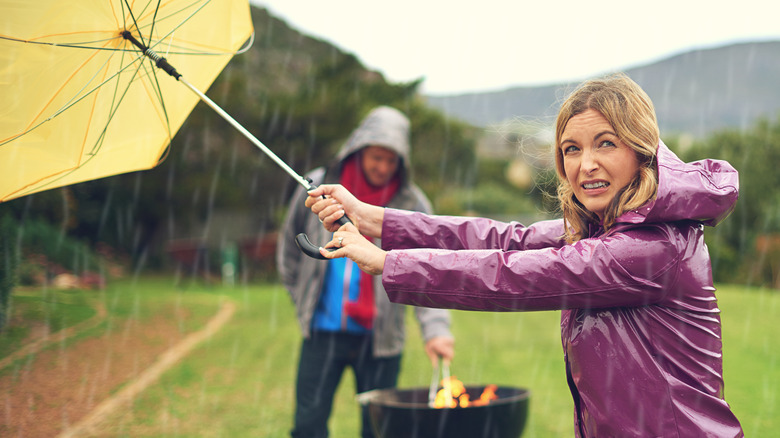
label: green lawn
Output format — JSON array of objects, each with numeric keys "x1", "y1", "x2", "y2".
[{"x1": 4, "y1": 279, "x2": 778, "y2": 436}]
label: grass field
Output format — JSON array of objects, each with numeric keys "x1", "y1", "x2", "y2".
[{"x1": 2, "y1": 278, "x2": 778, "y2": 437}]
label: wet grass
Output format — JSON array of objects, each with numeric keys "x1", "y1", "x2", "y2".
[
  {"x1": 0, "y1": 288, "x2": 96, "y2": 358},
  {"x1": 4, "y1": 278, "x2": 777, "y2": 436},
  {"x1": 718, "y1": 284, "x2": 780, "y2": 435}
]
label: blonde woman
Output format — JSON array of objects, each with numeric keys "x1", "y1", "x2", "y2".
[{"x1": 305, "y1": 74, "x2": 743, "y2": 437}]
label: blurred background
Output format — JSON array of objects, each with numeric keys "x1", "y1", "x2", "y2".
[
  {"x1": 1, "y1": 2, "x2": 779, "y2": 436},
  {"x1": 3, "y1": 3, "x2": 779, "y2": 292}
]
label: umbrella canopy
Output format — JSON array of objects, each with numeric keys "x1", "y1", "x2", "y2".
[{"x1": 0, "y1": 0, "x2": 253, "y2": 202}]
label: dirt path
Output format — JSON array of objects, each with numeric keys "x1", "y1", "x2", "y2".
[
  {"x1": 0, "y1": 299, "x2": 236, "y2": 437},
  {"x1": 0, "y1": 300, "x2": 107, "y2": 371}
]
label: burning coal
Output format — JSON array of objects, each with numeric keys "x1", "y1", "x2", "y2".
[{"x1": 433, "y1": 376, "x2": 499, "y2": 408}]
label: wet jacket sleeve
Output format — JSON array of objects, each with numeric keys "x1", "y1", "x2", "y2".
[
  {"x1": 389, "y1": 202, "x2": 455, "y2": 341},
  {"x1": 381, "y1": 208, "x2": 567, "y2": 251},
  {"x1": 381, "y1": 209, "x2": 681, "y2": 312}
]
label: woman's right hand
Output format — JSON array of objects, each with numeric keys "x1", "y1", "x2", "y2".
[
  {"x1": 320, "y1": 222, "x2": 387, "y2": 275},
  {"x1": 305, "y1": 185, "x2": 384, "y2": 238}
]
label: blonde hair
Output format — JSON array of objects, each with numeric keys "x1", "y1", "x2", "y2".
[{"x1": 555, "y1": 73, "x2": 660, "y2": 243}]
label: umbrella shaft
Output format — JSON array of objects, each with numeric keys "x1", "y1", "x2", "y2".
[
  {"x1": 125, "y1": 27, "x2": 313, "y2": 190},
  {"x1": 179, "y1": 77, "x2": 313, "y2": 190},
  {"x1": 122, "y1": 31, "x2": 181, "y2": 80}
]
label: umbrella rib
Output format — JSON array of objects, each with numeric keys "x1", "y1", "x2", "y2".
[
  {"x1": 123, "y1": 0, "x2": 151, "y2": 47},
  {"x1": 1, "y1": 42, "x2": 115, "y2": 145},
  {"x1": 83, "y1": 49, "x2": 146, "y2": 158},
  {"x1": 148, "y1": 0, "x2": 162, "y2": 48},
  {"x1": 133, "y1": 0, "x2": 222, "y2": 55},
  {"x1": 1, "y1": 0, "x2": 251, "y2": 56},
  {"x1": 0, "y1": 40, "x2": 170, "y2": 147},
  {"x1": 0, "y1": 34, "x2": 248, "y2": 57},
  {"x1": 142, "y1": 59, "x2": 176, "y2": 147},
  {"x1": 2, "y1": 0, "x2": 255, "y2": 202},
  {"x1": 7, "y1": 49, "x2": 158, "y2": 199},
  {"x1": 0, "y1": 35, "x2": 133, "y2": 52}
]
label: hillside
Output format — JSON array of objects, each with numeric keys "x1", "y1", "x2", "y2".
[
  {"x1": 425, "y1": 40, "x2": 780, "y2": 138},
  {"x1": 0, "y1": 5, "x2": 479, "y2": 268}
]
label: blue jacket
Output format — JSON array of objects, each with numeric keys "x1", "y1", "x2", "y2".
[{"x1": 277, "y1": 106, "x2": 452, "y2": 357}]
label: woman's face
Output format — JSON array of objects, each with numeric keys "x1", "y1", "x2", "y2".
[{"x1": 560, "y1": 109, "x2": 640, "y2": 220}]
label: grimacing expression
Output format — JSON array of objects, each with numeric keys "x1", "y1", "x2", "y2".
[
  {"x1": 561, "y1": 109, "x2": 640, "y2": 220},
  {"x1": 360, "y1": 146, "x2": 400, "y2": 187}
]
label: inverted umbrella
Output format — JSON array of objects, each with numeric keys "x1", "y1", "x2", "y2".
[
  {"x1": 0, "y1": 0, "x2": 344, "y2": 258},
  {"x1": 0, "y1": 0, "x2": 253, "y2": 201}
]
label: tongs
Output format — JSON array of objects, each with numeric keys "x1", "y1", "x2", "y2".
[{"x1": 428, "y1": 356, "x2": 452, "y2": 408}]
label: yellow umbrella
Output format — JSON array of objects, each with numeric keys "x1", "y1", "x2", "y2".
[{"x1": 0, "y1": 0, "x2": 253, "y2": 202}]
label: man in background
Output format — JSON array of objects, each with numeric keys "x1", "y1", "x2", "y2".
[{"x1": 277, "y1": 106, "x2": 454, "y2": 438}]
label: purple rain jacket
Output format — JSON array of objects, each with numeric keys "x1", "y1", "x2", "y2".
[{"x1": 380, "y1": 141, "x2": 744, "y2": 437}]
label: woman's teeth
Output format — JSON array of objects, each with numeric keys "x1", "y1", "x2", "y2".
[{"x1": 583, "y1": 181, "x2": 609, "y2": 189}]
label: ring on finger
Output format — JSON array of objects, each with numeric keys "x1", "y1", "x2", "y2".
[{"x1": 337, "y1": 237, "x2": 344, "y2": 247}]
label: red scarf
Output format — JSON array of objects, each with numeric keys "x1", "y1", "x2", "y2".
[{"x1": 339, "y1": 154, "x2": 400, "y2": 329}]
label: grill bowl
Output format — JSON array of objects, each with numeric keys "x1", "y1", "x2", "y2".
[{"x1": 362, "y1": 386, "x2": 530, "y2": 438}]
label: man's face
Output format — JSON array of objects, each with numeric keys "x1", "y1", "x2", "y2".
[{"x1": 360, "y1": 146, "x2": 400, "y2": 187}]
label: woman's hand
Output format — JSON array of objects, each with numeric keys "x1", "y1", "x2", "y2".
[
  {"x1": 305, "y1": 185, "x2": 384, "y2": 238},
  {"x1": 320, "y1": 222, "x2": 387, "y2": 275}
]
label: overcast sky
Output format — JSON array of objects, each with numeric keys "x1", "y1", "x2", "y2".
[{"x1": 251, "y1": 1, "x2": 780, "y2": 95}]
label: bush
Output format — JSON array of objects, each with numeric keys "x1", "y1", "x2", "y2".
[
  {"x1": 0, "y1": 215, "x2": 18, "y2": 330},
  {"x1": 13, "y1": 219, "x2": 106, "y2": 288}
]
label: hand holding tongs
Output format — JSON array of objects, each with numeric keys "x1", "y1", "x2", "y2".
[{"x1": 428, "y1": 355, "x2": 452, "y2": 408}]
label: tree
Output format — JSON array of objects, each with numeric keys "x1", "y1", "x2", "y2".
[
  {"x1": 681, "y1": 114, "x2": 780, "y2": 287},
  {"x1": 0, "y1": 215, "x2": 17, "y2": 330}
]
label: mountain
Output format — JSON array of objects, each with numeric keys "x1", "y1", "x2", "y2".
[{"x1": 424, "y1": 41, "x2": 780, "y2": 138}]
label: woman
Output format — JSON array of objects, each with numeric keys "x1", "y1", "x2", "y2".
[{"x1": 305, "y1": 74, "x2": 743, "y2": 436}]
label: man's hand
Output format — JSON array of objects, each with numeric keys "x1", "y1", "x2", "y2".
[{"x1": 425, "y1": 336, "x2": 455, "y2": 366}]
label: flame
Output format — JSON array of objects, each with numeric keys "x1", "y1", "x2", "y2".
[{"x1": 432, "y1": 377, "x2": 499, "y2": 409}]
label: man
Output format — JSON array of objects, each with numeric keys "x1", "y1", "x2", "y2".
[{"x1": 277, "y1": 106, "x2": 455, "y2": 438}]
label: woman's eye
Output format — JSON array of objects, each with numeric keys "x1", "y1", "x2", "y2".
[
  {"x1": 563, "y1": 145, "x2": 579, "y2": 154},
  {"x1": 599, "y1": 140, "x2": 616, "y2": 148}
]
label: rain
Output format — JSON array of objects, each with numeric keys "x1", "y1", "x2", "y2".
[{"x1": 1, "y1": 0, "x2": 780, "y2": 436}]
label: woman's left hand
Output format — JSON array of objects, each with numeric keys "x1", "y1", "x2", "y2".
[{"x1": 321, "y1": 222, "x2": 387, "y2": 275}]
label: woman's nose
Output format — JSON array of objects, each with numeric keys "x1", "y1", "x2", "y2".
[{"x1": 581, "y1": 150, "x2": 599, "y2": 174}]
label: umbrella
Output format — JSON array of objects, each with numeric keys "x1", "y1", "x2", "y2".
[
  {"x1": 0, "y1": 0, "x2": 253, "y2": 202},
  {"x1": 0, "y1": 0, "x2": 344, "y2": 258}
]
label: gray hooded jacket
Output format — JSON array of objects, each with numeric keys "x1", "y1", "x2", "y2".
[{"x1": 276, "y1": 106, "x2": 452, "y2": 357}]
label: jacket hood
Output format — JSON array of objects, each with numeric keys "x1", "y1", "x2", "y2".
[
  {"x1": 334, "y1": 106, "x2": 412, "y2": 177},
  {"x1": 619, "y1": 140, "x2": 739, "y2": 227}
]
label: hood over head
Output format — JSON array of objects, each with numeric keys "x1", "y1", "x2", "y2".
[
  {"x1": 619, "y1": 141, "x2": 739, "y2": 227},
  {"x1": 334, "y1": 106, "x2": 411, "y2": 178}
]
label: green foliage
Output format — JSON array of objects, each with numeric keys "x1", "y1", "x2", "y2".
[
  {"x1": 2, "y1": 8, "x2": 481, "y2": 271},
  {"x1": 0, "y1": 215, "x2": 104, "y2": 289},
  {"x1": 431, "y1": 157, "x2": 557, "y2": 220},
  {"x1": 405, "y1": 104, "x2": 478, "y2": 199},
  {"x1": 0, "y1": 215, "x2": 18, "y2": 330},
  {"x1": 680, "y1": 114, "x2": 780, "y2": 286},
  {"x1": 435, "y1": 182, "x2": 538, "y2": 217},
  {"x1": 0, "y1": 289, "x2": 96, "y2": 357}
]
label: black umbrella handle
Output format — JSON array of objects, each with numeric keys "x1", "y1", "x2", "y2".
[
  {"x1": 295, "y1": 216, "x2": 352, "y2": 259},
  {"x1": 295, "y1": 183, "x2": 353, "y2": 259}
]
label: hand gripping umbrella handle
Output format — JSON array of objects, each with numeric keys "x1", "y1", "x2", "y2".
[{"x1": 295, "y1": 183, "x2": 353, "y2": 260}]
